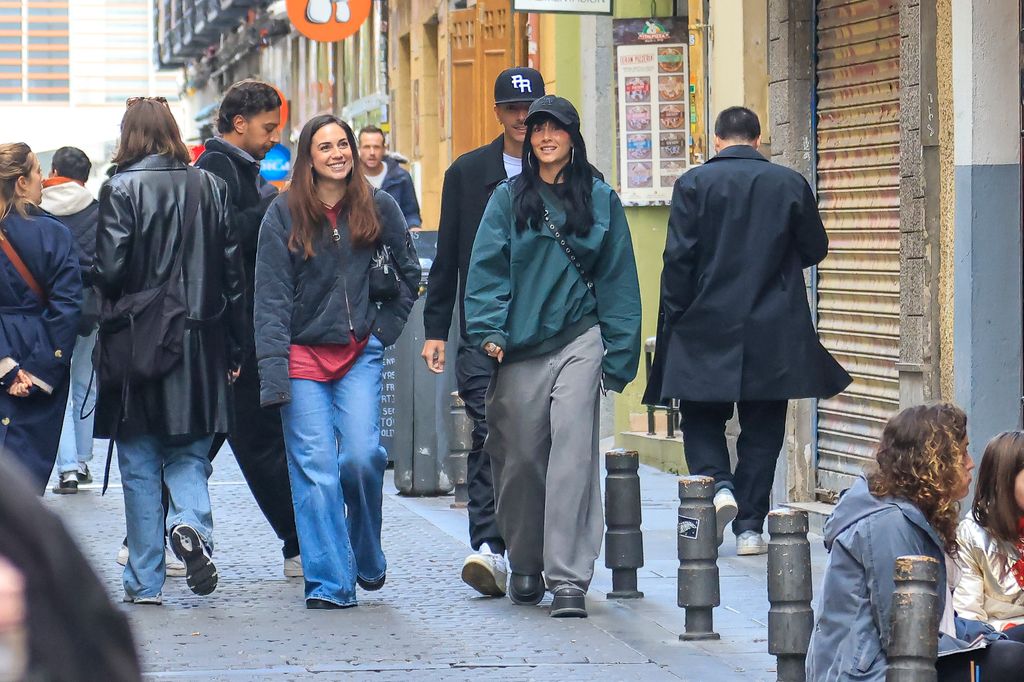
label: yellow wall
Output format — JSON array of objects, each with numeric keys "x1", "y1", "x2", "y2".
[{"x1": 937, "y1": 0, "x2": 954, "y2": 400}]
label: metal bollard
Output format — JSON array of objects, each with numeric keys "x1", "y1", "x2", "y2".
[
  {"x1": 887, "y1": 555, "x2": 940, "y2": 682},
  {"x1": 447, "y1": 392, "x2": 471, "y2": 509},
  {"x1": 604, "y1": 449, "x2": 644, "y2": 599},
  {"x1": 767, "y1": 509, "x2": 813, "y2": 682},
  {"x1": 677, "y1": 475, "x2": 720, "y2": 640}
]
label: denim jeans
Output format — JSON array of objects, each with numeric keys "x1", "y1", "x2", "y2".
[
  {"x1": 55, "y1": 330, "x2": 97, "y2": 474},
  {"x1": 280, "y1": 336, "x2": 387, "y2": 606},
  {"x1": 117, "y1": 433, "x2": 214, "y2": 599}
]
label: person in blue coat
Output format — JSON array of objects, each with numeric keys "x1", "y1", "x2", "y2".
[{"x1": 0, "y1": 142, "x2": 82, "y2": 493}]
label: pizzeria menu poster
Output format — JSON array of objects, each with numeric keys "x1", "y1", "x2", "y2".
[{"x1": 614, "y1": 18, "x2": 689, "y2": 206}]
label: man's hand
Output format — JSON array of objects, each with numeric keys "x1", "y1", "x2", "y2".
[
  {"x1": 421, "y1": 340, "x2": 446, "y2": 374},
  {"x1": 484, "y1": 342, "x2": 504, "y2": 363},
  {"x1": 6, "y1": 370, "x2": 30, "y2": 398},
  {"x1": 228, "y1": 367, "x2": 241, "y2": 384}
]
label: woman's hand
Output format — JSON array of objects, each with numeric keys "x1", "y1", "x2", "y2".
[
  {"x1": 484, "y1": 342, "x2": 504, "y2": 363},
  {"x1": 6, "y1": 371, "x2": 31, "y2": 398}
]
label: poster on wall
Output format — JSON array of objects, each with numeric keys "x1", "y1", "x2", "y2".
[{"x1": 614, "y1": 17, "x2": 689, "y2": 206}]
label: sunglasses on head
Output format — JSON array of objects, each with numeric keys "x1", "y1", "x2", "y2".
[{"x1": 126, "y1": 96, "x2": 169, "y2": 109}]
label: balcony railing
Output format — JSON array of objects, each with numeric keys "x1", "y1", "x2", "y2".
[{"x1": 157, "y1": 0, "x2": 268, "y2": 67}]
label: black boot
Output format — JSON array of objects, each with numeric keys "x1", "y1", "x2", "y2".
[
  {"x1": 507, "y1": 573, "x2": 544, "y2": 605},
  {"x1": 550, "y1": 586, "x2": 587, "y2": 618}
]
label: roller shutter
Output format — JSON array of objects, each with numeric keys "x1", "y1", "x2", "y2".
[{"x1": 814, "y1": 0, "x2": 900, "y2": 495}]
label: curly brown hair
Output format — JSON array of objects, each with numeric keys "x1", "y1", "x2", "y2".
[{"x1": 866, "y1": 403, "x2": 969, "y2": 555}]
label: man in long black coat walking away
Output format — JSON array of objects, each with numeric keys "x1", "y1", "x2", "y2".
[{"x1": 644, "y1": 106, "x2": 851, "y2": 556}]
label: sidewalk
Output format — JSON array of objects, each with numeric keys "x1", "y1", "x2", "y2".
[{"x1": 43, "y1": 443, "x2": 830, "y2": 681}]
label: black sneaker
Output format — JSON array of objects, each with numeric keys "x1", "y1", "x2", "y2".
[
  {"x1": 52, "y1": 471, "x2": 78, "y2": 495},
  {"x1": 550, "y1": 586, "x2": 587, "y2": 618},
  {"x1": 357, "y1": 574, "x2": 386, "y2": 591},
  {"x1": 76, "y1": 463, "x2": 92, "y2": 484},
  {"x1": 306, "y1": 598, "x2": 356, "y2": 610},
  {"x1": 170, "y1": 525, "x2": 218, "y2": 596}
]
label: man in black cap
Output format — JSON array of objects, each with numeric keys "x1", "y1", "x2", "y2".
[{"x1": 421, "y1": 66, "x2": 545, "y2": 597}]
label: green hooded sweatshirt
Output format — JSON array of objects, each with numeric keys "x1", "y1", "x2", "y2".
[{"x1": 464, "y1": 177, "x2": 641, "y2": 392}]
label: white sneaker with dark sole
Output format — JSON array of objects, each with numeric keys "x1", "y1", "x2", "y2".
[
  {"x1": 123, "y1": 593, "x2": 162, "y2": 605},
  {"x1": 284, "y1": 555, "x2": 303, "y2": 578},
  {"x1": 713, "y1": 488, "x2": 738, "y2": 547},
  {"x1": 170, "y1": 525, "x2": 218, "y2": 596},
  {"x1": 116, "y1": 544, "x2": 186, "y2": 577},
  {"x1": 736, "y1": 530, "x2": 768, "y2": 556},
  {"x1": 461, "y1": 546, "x2": 507, "y2": 597}
]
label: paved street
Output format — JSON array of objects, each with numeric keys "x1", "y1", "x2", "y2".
[{"x1": 43, "y1": 442, "x2": 828, "y2": 681}]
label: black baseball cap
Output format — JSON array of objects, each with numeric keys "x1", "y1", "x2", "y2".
[
  {"x1": 494, "y1": 67, "x2": 545, "y2": 104},
  {"x1": 525, "y1": 95, "x2": 580, "y2": 130}
]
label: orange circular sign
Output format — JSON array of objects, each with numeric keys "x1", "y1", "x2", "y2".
[{"x1": 286, "y1": 0, "x2": 372, "y2": 42}]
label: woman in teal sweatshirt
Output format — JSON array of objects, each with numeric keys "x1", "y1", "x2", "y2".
[{"x1": 464, "y1": 95, "x2": 641, "y2": 618}]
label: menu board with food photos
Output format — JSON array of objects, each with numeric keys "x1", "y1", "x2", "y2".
[{"x1": 614, "y1": 18, "x2": 690, "y2": 205}]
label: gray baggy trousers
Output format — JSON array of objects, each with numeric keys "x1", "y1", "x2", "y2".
[{"x1": 484, "y1": 325, "x2": 604, "y2": 592}]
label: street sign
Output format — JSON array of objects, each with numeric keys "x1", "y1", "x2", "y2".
[
  {"x1": 260, "y1": 143, "x2": 291, "y2": 182},
  {"x1": 285, "y1": 0, "x2": 372, "y2": 42}
]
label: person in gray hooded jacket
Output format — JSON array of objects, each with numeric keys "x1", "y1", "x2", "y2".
[{"x1": 807, "y1": 403, "x2": 1024, "y2": 681}]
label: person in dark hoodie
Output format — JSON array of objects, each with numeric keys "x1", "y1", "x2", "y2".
[
  {"x1": 195, "y1": 79, "x2": 303, "y2": 579},
  {"x1": 41, "y1": 146, "x2": 99, "y2": 495},
  {"x1": 358, "y1": 125, "x2": 421, "y2": 229},
  {"x1": 807, "y1": 403, "x2": 1024, "y2": 681}
]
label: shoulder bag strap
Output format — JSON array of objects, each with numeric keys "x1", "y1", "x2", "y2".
[
  {"x1": 542, "y1": 207, "x2": 596, "y2": 297},
  {"x1": 0, "y1": 229, "x2": 46, "y2": 303}
]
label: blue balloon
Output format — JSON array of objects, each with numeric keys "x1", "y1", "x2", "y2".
[{"x1": 260, "y1": 143, "x2": 291, "y2": 181}]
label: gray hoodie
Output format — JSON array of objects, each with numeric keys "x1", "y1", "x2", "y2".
[{"x1": 805, "y1": 476, "x2": 946, "y2": 681}]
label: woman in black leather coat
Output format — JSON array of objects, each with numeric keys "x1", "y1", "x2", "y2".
[{"x1": 93, "y1": 98, "x2": 246, "y2": 604}]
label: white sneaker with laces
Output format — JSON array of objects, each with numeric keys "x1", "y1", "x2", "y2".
[
  {"x1": 114, "y1": 543, "x2": 186, "y2": 577},
  {"x1": 712, "y1": 488, "x2": 738, "y2": 547},
  {"x1": 736, "y1": 530, "x2": 767, "y2": 556},
  {"x1": 123, "y1": 593, "x2": 162, "y2": 605},
  {"x1": 284, "y1": 555, "x2": 303, "y2": 578},
  {"x1": 461, "y1": 543, "x2": 508, "y2": 597}
]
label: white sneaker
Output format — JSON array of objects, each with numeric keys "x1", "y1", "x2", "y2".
[
  {"x1": 736, "y1": 530, "x2": 767, "y2": 556},
  {"x1": 461, "y1": 543, "x2": 508, "y2": 597},
  {"x1": 712, "y1": 488, "x2": 738, "y2": 547},
  {"x1": 123, "y1": 593, "x2": 162, "y2": 605},
  {"x1": 115, "y1": 543, "x2": 186, "y2": 577},
  {"x1": 284, "y1": 555, "x2": 304, "y2": 578}
]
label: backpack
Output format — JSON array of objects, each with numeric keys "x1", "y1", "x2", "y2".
[{"x1": 93, "y1": 166, "x2": 201, "y2": 387}]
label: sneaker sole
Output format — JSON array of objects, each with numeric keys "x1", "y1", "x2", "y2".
[
  {"x1": 461, "y1": 558, "x2": 506, "y2": 597},
  {"x1": 550, "y1": 593, "x2": 588, "y2": 618},
  {"x1": 170, "y1": 526, "x2": 218, "y2": 596},
  {"x1": 51, "y1": 485, "x2": 78, "y2": 495},
  {"x1": 736, "y1": 544, "x2": 768, "y2": 556},
  {"x1": 715, "y1": 501, "x2": 738, "y2": 547},
  {"x1": 284, "y1": 567, "x2": 304, "y2": 578},
  {"x1": 123, "y1": 595, "x2": 162, "y2": 606}
]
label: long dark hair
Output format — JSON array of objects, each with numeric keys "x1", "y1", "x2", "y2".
[
  {"x1": 972, "y1": 431, "x2": 1024, "y2": 544},
  {"x1": 287, "y1": 114, "x2": 380, "y2": 258},
  {"x1": 866, "y1": 403, "x2": 969, "y2": 554},
  {"x1": 512, "y1": 114, "x2": 594, "y2": 236}
]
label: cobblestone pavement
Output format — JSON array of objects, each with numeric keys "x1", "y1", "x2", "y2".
[{"x1": 43, "y1": 442, "x2": 828, "y2": 681}]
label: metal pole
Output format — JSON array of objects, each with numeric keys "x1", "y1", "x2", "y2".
[
  {"x1": 447, "y1": 391, "x2": 471, "y2": 509},
  {"x1": 677, "y1": 475, "x2": 720, "y2": 640},
  {"x1": 604, "y1": 449, "x2": 644, "y2": 599},
  {"x1": 886, "y1": 555, "x2": 940, "y2": 682},
  {"x1": 767, "y1": 509, "x2": 813, "y2": 682}
]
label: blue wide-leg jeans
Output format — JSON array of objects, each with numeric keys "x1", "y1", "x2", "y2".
[{"x1": 280, "y1": 336, "x2": 387, "y2": 606}]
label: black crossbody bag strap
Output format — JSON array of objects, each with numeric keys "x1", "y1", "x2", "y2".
[{"x1": 542, "y1": 207, "x2": 595, "y2": 297}]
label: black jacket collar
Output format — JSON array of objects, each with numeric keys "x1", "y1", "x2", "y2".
[
  {"x1": 707, "y1": 144, "x2": 768, "y2": 163},
  {"x1": 119, "y1": 154, "x2": 187, "y2": 173},
  {"x1": 483, "y1": 135, "x2": 510, "y2": 188},
  {"x1": 204, "y1": 137, "x2": 259, "y2": 169}
]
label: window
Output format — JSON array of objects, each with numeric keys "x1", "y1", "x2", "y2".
[
  {"x1": 0, "y1": 35, "x2": 20, "y2": 44},
  {"x1": 28, "y1": 92, "x2": 69, "y2": 101},
  {"x1": 28, "y1": 35, "x2": 67, "y2": 45},
  {"x1": 0, "y1": 92, "x2": 21, "y2": 101},
  {"x1": 28, "y1": 78, "x2": 66, "y2": 87},
  {"x1": 27, "y1": 63, "x2": 64, "y2": 73},
  {"x1": 0, "y1": 78, "x2": 20, "y2": 87},
  {"x1": 0, "y1": 63, "x2": 19, "y2": 72},
  {"x1": 27, "y1": 22, "x2": 69, "y2": 30}
]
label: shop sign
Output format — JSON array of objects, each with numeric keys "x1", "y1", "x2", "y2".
[
  {"x1": 613, "y1": 17, "x2": 689, "y2": 206},
  {"x1": 286, "y1": 0, "x2": 372, "y2": 42},
  {"x1": 512, "y1": 0, "x2": 612, "y2": 15},
  {"x1": 261, "y1": 144, "x2": 292, "y2": 182}
]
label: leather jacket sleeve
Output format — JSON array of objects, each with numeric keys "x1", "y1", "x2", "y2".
[
  {"x1": 93, "y1": 182, "x2": 134, "y2": 299},
  {"x1": 422, "y1": 164, "x2": 461, "y2": 340},
  {"x1": 217, "y1": 183, "x2": 247, "y2": 369}
]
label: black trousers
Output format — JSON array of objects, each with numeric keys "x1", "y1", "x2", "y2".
[
  {"x1": 455, "y1": 342, "x2": 504, "y2": 555},
  {"x1": 678, "y1": 400, "x2": 788, "y2": 535},
  {"x1": 209, "y1": 353, "x2": 299, "y2": 559}
]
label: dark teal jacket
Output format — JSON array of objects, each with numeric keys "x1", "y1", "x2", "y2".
[{"x1": 464, "y1": 178, "x2": 641, "y2": 392}]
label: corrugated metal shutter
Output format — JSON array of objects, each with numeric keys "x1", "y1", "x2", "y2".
[{"x1": 814, "y1": 0, "x2": 900, "y2": 495}]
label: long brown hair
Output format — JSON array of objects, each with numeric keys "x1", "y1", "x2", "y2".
[
  {"x1": 866, "y1": 403, "x2": 969, "y2": 554},
  {"x1": 0, "y1": 143, "x2": 36, "y2": 223},
  {"x1": 972, "y1": 431, "x2": 1024, "y2": 543},
  {"x1": 287, "y1": 114, "x2": 380, "y2": 258},
  {"x1": 111, "y1": 98, "x2": 191, "y2": 167}
]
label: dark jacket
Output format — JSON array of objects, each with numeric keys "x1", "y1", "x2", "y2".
[
  {"x1": 424, "y1": 135, "x2": 604, "y2": 342},
  {"x1": 643, "y1": 145, "x2": 851, "y2": 404},
  {"x1": 376, "y1": 157, "x2": 421, "y2": 228},
  {"x1": 92, "y1": 155, "x2": 246, "y2": 439},
  {"x1": 195, "y1": 137, "x2": 277, "y2": 350},
  {"x1": 0, "y1": 452, "x2": 141, "y2": 681},
  {"x1": 41, "y1": 179, "x2": 100, "y2": 335},
  {"x1": 254, "y1": 189, "x2": 421, "y2": 407},
  {"x1": 465, "y1": 179, "x2": 641, "y2": 391}
]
